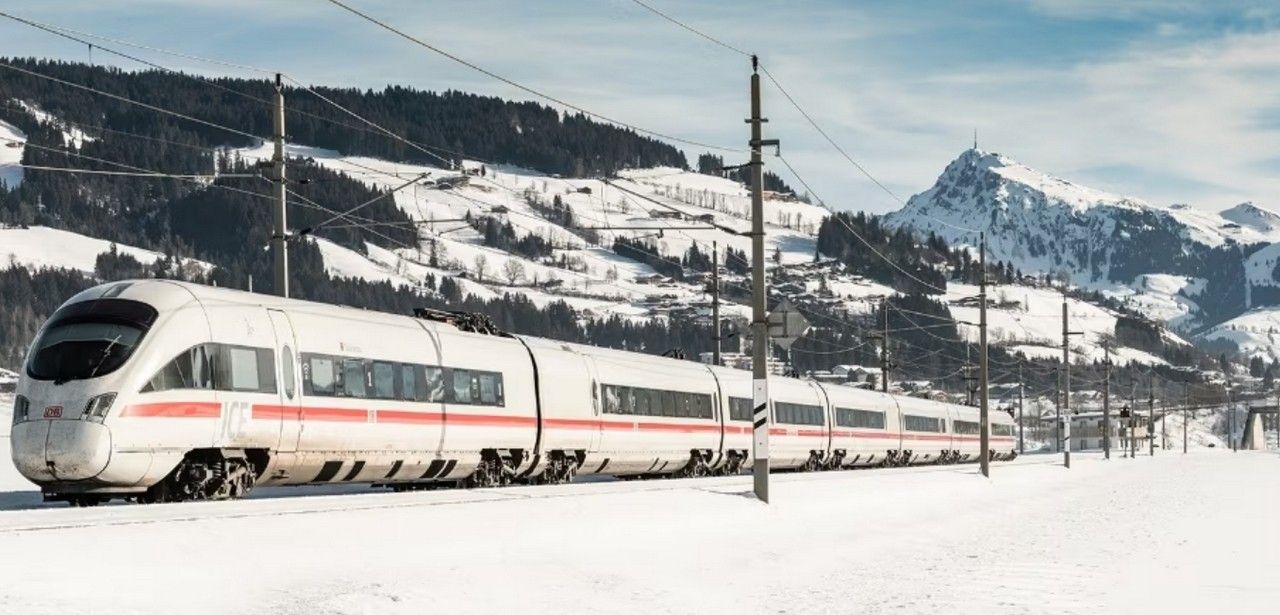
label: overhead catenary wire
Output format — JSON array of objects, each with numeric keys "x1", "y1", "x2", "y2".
[
  {"x1": 322, "y1": 0, "x2": 742, "y2": 154},
  {"x1": 0, "y1": 61, "x2": 260, "y2": 141},
  {"x1": 18, "y1": 16, "x2": 1030, "y2": 376},
  {"x1": 17, "y1": 164, "x2": 254, "y2": 179}
]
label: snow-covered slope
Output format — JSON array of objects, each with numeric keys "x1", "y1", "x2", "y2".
[
  {"x1": 226, "y1": 142, "x2": 1196, "y2": 366},
  {"x1": 883, "y1": 149, "x2": 1274, "y2": 286},
  {"x1": 0, "y1": 119, "x2": 24, "y2": 188},
  {"x1": 0, "y1": 225, "x2": 208, "y2": 274},
  {"x1": 234, "y1": 143, "x2": 817, "y2": 311},
  {"x1": 1197, "y1": 307, "x2": 1280, "y2": 361}
]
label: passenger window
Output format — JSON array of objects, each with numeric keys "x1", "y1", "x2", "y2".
[
  {"x1": 401, "y1": 364, "x2": 417, "y2": 401},
  {"x1": 281, "y1": 346, "x2": 296, "y2": 399},
  {"x1": 426, "y1": 367, "x2": 445, "y2": 402},
  {"x1": 143, "y1": 344, "x2": 213, "y2": 392},
  {"x1": 452, "y1": 369, "x2": 472, "y2": 404},
  {"x1": 634, "y1": 389, "x2": 650, "y2": 415},
  {"x1": 478, "y1": 373, "x2": 497, "y2": 404},
  {"x1": 371, "y1": 362, "x2": 396, "y2": 399},
  {"x1": 342, "y1": 359, "x2": 366, "y2": 398},
  {"x1": 228, "y1": 347, "x2": 261, "y2": 392},
  {"x1": 309, "y1": 356, "x2": 335, "y2": 395}
]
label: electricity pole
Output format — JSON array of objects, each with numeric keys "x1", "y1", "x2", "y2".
[
  {"x1": 1061, "y1": 294, "x2": 1082, "y2": 468},
  {"x1": 1017, "y1": 361, "x2": 1025, "y2": 455},
  {"x1": 748, "y1": 56, "x2": 778, "y2": 503},
  {"x1": 1183, "y1": 385, "x2": 1189, "y2": 454},
  {"x1": 270, "y1": 73, "x2": 289, "y2": 298},
  {"x1": 1227, "y1": 380, "x2": 1236, "y2": 452},
  {"x1": 1148, "y1": 382, "x2": 1155, "y2": 456},
  {"x1": 711, "y1": 240, "x2": 721, "y2": 366},
  {"x1": 1102, "y1": 341, "x2": 1112, "y2": 460},
  {"x1": 1129, "y1": 387, "x2": 1137, "y2": 458},
  {"x1": 979, "y1": 232, "x2": 991, "y2": 478},
  {"x1": 880, "y1": 297, "x2": 891, "y2": 392}
]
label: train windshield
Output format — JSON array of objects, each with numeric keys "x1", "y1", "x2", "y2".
[{"x1": 26, "y1": 298, "x2": 157, "y2": 384}]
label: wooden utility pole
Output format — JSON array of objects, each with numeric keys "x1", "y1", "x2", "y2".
[
  {"x1": 748, "y1": 56, "x2": 778, "y2": 503},
  {"x1": 979, "y1": 232, "x2": 991, "y2": 477},
  {"x1": 711, "y1": 240, "x2": 721, "y2": 366},
  {"x1": 1102, "y1": 341, "x2": 1112, "y2": 460},
  {"x1": 1183, "y1": 385, "x2": 1189, "y2": 454},
  {"x1": 270, "y1": 73, "x2": 289, "y2": 297}
]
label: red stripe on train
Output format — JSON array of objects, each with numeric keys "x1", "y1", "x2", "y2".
[{"x1": 121, "y1": 402, "x2": 221, "y2": 418}]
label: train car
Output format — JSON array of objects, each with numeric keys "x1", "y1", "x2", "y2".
[
  {"x1": 818, "y1": 383, "x2": 902, "y2": 468},
  {"x1": 948, "y1": 404, "x2": 982, "y2": 463},
  {"x1": 10, "y1": 279, "x2": 1011, "y2": 505},
  {"x1": 766, "y1": 378, "x2": 829, "y2": 470},
  {"x1": 894, "y1": 395, "x2": 954, "y2": 465},
  {"x1": 571, "y1": 341, "x2": 721, "y2": 477},
  {"x1": 991, "y1": 410, "x2": 1018, "y2": 460}
]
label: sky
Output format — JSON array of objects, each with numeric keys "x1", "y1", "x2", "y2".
[{"x1": 1, "y1": 0, "x2": 1279, "y2": 215}]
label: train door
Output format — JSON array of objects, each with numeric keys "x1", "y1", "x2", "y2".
[
  {"x1": 581, "y1": 353, "x2": 604, "y2": 455},
  {"x1": 266, "y1": 309, "x2": 302, "y2": 453}
]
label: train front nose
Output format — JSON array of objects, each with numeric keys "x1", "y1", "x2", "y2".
[{"x1": 11, "y1": 396, "x2": 113, "y2": 483}]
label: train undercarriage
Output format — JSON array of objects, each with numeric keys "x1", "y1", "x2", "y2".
[{"x1": 44, "y1": 444, "x2": 1009, "y2": 506}]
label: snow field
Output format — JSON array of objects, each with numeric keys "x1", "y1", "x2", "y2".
[
  {"x1": 1, "y1": 449, "x2": 1278, "y2": 614},
  {"x1": 0, "y1": 119, "x2": 24, "y2": 188},
  {"x1": 0, "y1": 225, "x2": 210, "y2": 275}
]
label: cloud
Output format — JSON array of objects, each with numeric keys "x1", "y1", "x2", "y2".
[{"x1": 1, "y1": 0, "x2": 1278, "y2": 217}]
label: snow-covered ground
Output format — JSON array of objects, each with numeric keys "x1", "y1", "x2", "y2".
[
  {"x1": 947, "y1": 282, "x2": 1181, "y2": 365},
  {"x1": 233, "y1": 143, "x2": 816, "y2": 307},
  {"x1": 0, "y1": 119, "x2": 25, "y2": 188},
  {"x1": 0, "y1": 225, "x2": 209, "y2": 275},
  {"x1": 0, "y1": 448, "x2": 1276, "y2": 614},
  {"x1": 1198, "y1": 307, "x2": 1280, "y2": 361}
]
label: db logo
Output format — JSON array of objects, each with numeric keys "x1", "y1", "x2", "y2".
[{"x1": 43, "y1": 406, "x2": 63, "y2": 419}]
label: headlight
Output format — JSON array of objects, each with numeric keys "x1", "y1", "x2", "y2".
[
  {"x1": 82, "y1": 393, "x2": 116, "y2": 423},
  {"x1": 12, "y1": 395, "x2": 28, "y2": 423}
]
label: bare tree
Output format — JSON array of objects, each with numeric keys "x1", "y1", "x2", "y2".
[
  {"x1": 502, "y1": 259, "x2": 526, "y2": 286},
  {"x1": 473, "y1": 253, "x2": 488, "y2": 283}
]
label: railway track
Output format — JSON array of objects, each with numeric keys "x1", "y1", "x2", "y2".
[{"x1": 0, "y1": 453, "x2": 1064, "y2": 534}]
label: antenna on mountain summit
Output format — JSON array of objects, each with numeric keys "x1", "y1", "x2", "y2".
[{"x1": 973, "y1": 128, "x2": 978, "y2": 150}]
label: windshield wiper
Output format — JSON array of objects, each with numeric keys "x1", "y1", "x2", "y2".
[{"x1": 83, "y1": 334, "x2": 123, "y2": 381}]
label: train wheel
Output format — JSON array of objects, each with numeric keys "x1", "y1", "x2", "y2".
[
  {"x1": 140, "y1": 451, "x2": 258, "y2": 503},
  {"x1": 67, "y1": 495, "x2": 103, "y2": 507}
]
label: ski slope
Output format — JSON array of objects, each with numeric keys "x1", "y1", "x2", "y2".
[{"x1": 0, "y1": 445, "x2": 1276, "y2": 614}]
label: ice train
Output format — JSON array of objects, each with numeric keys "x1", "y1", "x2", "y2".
[{"x1": 9, "y1": 280, "x2": 1017, "y2": 505}]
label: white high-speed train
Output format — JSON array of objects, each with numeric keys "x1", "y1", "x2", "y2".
[{"x1": 10, "y1": 280, "x2": 1016, "y2": 506}]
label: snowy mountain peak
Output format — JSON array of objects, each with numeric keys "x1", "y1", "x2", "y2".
[
  {"x1": 886, "y1": 148, "x2": 1280, "y2": 285},
  {"x1": 1219, "y1": 201, "x2": 1280, "y2": 235}
]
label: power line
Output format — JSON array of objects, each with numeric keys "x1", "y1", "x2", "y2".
[
  {"x1": 627, "y1": 0, "x2": 752, "y2": 57},
  {"x1": 0, "y1": 11, "x2": 280, "y2": 110},
  {"x1": 17, "y1": 164, "x2": 252, "y2": 179},
  {"x1": 775, "y1": 153, "x2": 947, "y2": 294},
  {"x1": 0, "y1": 61, "x2": 259, "y2": 141},
  {"x1": 322, "y1": 0, "x2": 741, "y2": 153},
  {"x1": 300, "y1": 173, "x2": 429, "y2": 235},
  {"x1": 278, "y1": 73, "x2": 455, "y2": 168}
]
